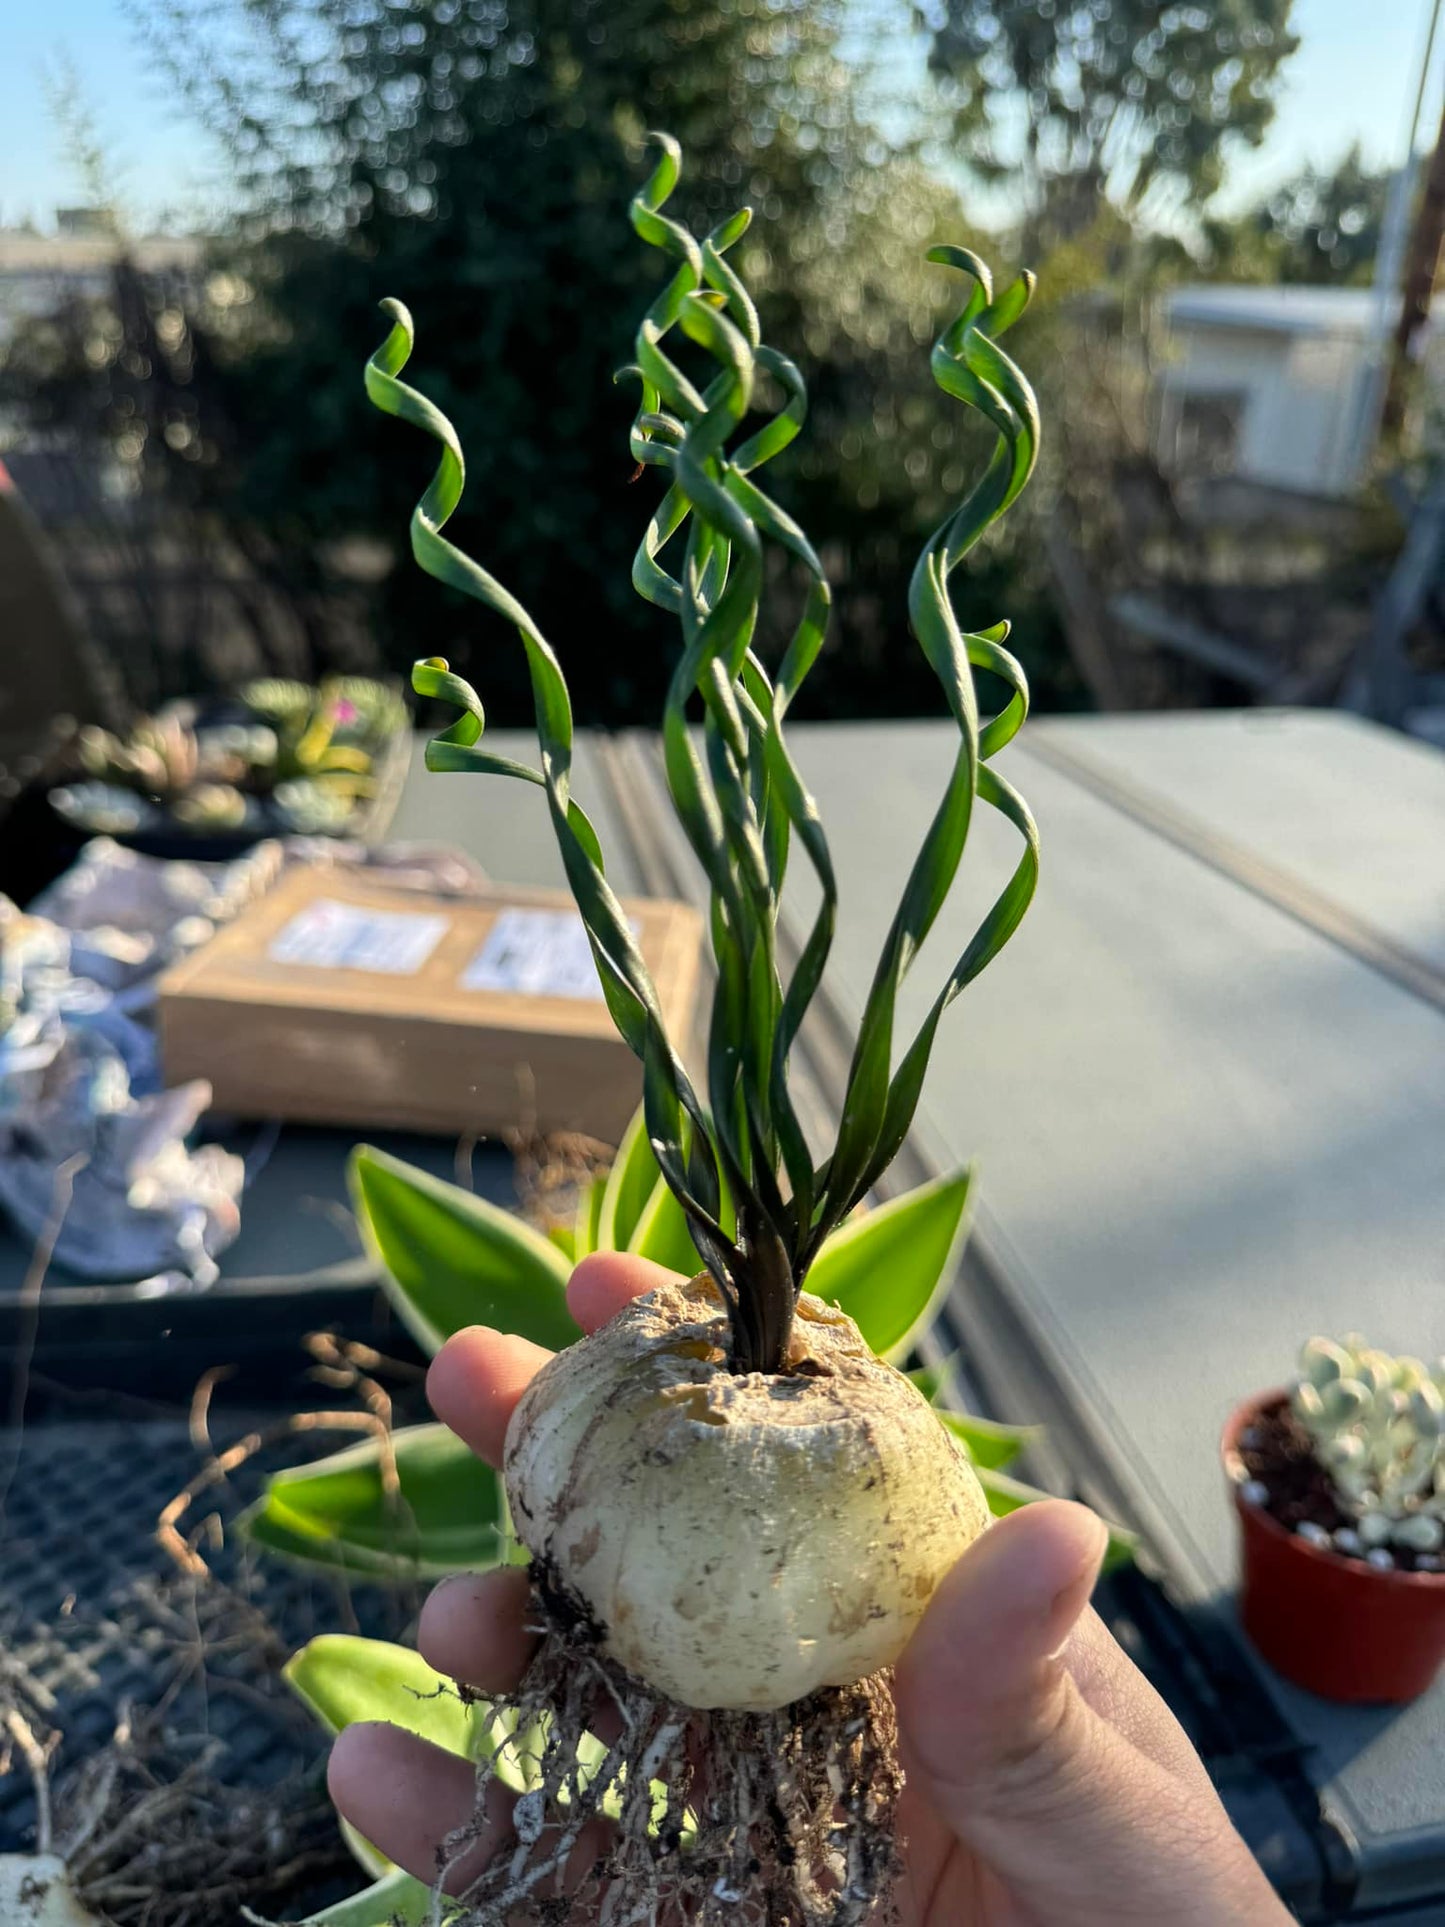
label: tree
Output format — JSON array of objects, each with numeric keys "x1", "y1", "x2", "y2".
[
  {"x1": 1203, "y1": 143, "x2": 1392, "y2": 285},
  {"x1": 922, "y1": 0, "x2": 1299, "y2": 242},
  {"x1": 122, "y1": 0, "x2": 1074, "y2": 723}
]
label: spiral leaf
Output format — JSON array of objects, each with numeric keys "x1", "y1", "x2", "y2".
[{"x1": 365, "y1": 140, "x2": 1042, "y2": 1373}]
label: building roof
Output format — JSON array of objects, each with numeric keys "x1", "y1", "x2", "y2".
[
  {"x1": 1164, "y1": 284, "x2": 1419, "y2": 339},
  {"x1": 0, "y1": 231, "x2": 203, "y2": 275}
]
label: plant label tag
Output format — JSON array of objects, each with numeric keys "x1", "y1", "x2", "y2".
[
  {"x1": 461, "y1": 907, "x2": 620, "y2": 1001},
  {"x1": 268, "y1": 897, "x2": 450, "y2": 975}
]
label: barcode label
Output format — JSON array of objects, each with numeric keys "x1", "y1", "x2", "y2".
[
  {"x1": 268, "y1": 898, "x2": 450, "y2": 975},
  {"x1": 461, "y1": 908, "x2": 613, "y2": 1001}
]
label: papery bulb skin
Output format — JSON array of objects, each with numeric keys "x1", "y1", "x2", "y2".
[{"x1": 504, "y1": 1274, "x2": 990, "y2": 1711}]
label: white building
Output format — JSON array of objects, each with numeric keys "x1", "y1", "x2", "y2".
[
  {"x1": 1155, "y1": 285, "x2": 1437, "y2": 500},
  {"x1": 0, "y1": 214, "x2": 203, "y2": 346}
]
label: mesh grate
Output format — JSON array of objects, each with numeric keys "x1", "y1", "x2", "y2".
[{"x1": 0, "y1": 1418, "x2": 420, "y2": 1857}]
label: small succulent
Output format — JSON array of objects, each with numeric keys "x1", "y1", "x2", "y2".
[
  {"x1": 49, "y1": 782, "x2": 157, "y2": 836},
  {"x1": 321, "y1": 675, "x2": 408, "y2": 743},
  {"x1": 170, "y1": 783, "x2": 252, "y2": 831},
  {"x1": 272, "y1": 777, "x2": 356, "y2": 833},
  {"x1": 1293, "y1": 1335, "x2": 1445, "y2": 1555},
  {"x1": 77, "y1": 715, "x2": 200, "y2": 800},
  {"x1": 195, "y1": 722, "x2": 277, "y2": 782},
  {"x1": 245, "y1": 687, "x2": 375, "y2": 791},
  {"x1": 240, "y1": 678, "x2": 314, "y2": 724}
]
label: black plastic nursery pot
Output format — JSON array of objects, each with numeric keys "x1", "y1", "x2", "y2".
[
  {"x1": 39, "y1": 716, "x2": 414, "y2": 866},
  {"x1": 1224, "y1": 1391, "x2": 1445, "y2": 1706},
  {"x1": 0, "y1": 1260, "x2": 425, "y2": 1410}
]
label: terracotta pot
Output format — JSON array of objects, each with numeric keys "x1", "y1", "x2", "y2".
[{"x1": 1222, "y1": 1390, "x2": 1445, "y2": 1704}]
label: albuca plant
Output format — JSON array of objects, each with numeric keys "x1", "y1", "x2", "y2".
[
  {"x1": 369, "y1": 133, "x2": 1036, "y2": 1927},
  {"x1": 1292, "y1": 1335, "x2": 1445, "y2": 1557},
  {"x1": 245, "y1": 1122, "x2": 1132, "y2": 1927},
  {"x1": 241, "y1": 133, "x2": 1109, "y2": 1927}
]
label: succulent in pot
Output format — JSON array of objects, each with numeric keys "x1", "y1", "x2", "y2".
[
  {"x1": 1224, "y1": 1334, "x2": 1445, "y2": 1704},
  {"x1": 169, "y1": 781, "x2": 254, "y2": 832},
  {"x1": 349, "y1": 131, "x2": 1044, "y2": 1926}
]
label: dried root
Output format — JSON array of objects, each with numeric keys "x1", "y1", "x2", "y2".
[{"x1": 440, "y1": 1581, "x2": 903, "y2": 1927}]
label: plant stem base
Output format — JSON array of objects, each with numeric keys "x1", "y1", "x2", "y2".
[{"x1": 442, "y1": 1579, "x2": 904, "y2": 1927}]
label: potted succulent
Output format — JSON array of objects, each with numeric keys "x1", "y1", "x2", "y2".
[
  {"x1": 44, "y1": 676, "x2": 410, "y2": 859},
  {"x1": 1224, "y1": 1335, "x2": 1445, "y2": 1704}
]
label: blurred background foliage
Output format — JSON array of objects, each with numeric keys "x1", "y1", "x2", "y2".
[
  {"x1": 1, "y1": 0, "x2": 1325, "y2": 724},
  {"x1": 923, "y1": 0, "x2": 1298, "y2": 245}
]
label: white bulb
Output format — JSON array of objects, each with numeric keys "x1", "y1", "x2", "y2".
[{"x1": 506, "y1": 1276, "x2": 991, "y2": 1711}]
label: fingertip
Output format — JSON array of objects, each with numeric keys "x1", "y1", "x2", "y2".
[
  {"x1": 418, "y1": 1567, "x2": 537, "y2": 1694},
  {"x1": 326, "y1": 1719, "x2": 400, "y2": 1816},
  {"x1": 428, "y1": 1327, "x2": 553, "y2": 1467},
  {"x1": 327, "y1": 1720, "x2": 504, "y2": 1890},
  {"x1": 568, "y1": 1251, "x2": 680, "y2": 1333}
]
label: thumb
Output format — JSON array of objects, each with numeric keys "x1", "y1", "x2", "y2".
[{"x1": 894, "y1": 1501, "x2": 1284, "y2": 1926}]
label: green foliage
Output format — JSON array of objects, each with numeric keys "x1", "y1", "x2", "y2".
[
  {"x1": 967, "y1": 1460, "x2": 1139, "y2": 1573},
  {"x1": 369, "y1": 140, "x2": 1039, "y2": 1371},
  {"x1": 249, "y1": 1124, "x2": 1134, "y2": 1585},
  {"x1": 287, "y1": 1869, "x2": 452, "y2": 1927},
  {"x1": 124, "y1": 0, "x2": 1076, "y2": 720},
  {"x1": 1203, "y1": 142, "x2": 1391, "y2": 287},
  {"x1": 284, "y1": 1632, "x2": 523, "y2": 1905},
  {"x1": 286, "y1": 1634, "x2": 482, "y2": 1755},
  {"x1": 258, "y1": 1126, "x2": 1134, "y2": 1918},
  {"x1": 596, "y1": 1107, "x2": 669, "y2": 1253},
  {"x1": 807, "y1": 1170, "x2": 974, "y2": 1360},
  {"x1": 931, "y1": 1406, "x2": 1043, "y2": 1471},
  {"x1": 925, "y1": 0, "x2": 1299, "y2": 235},
  {"x1": 351, "y1": 1144, "x2": 578, "y2": 1355},
  {"x1": 238, "y1": 1422, "x2": 506, "y2": 1578}
]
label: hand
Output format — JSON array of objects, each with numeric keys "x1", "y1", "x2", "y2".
[{"x1": 329, "y1": 1253, "x2": 1292, "y2": 1926}]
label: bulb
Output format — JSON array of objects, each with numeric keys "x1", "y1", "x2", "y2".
[{"x1": 505, "y1": 1274, "x2": 991, "y2": 1711}]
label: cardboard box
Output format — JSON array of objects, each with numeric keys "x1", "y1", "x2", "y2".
[{"x1": 158, "y1": 865, "x2": 704, "y2": 1144}]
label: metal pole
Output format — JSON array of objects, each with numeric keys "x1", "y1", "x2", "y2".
[
  {"x1": 1382, "y1": 0, "x2": 1445, "y2": 437},
  {"x1": 1351, "y1": 0, "x2": 1441, "y2": 473}
]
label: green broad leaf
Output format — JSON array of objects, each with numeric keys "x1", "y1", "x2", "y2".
[
  {"x1": 279, "y1": 1866, "x2": 449, "y2": 1926},
  {"x1": 341, "y1": 1818, "x2": 390, "y2": 1882},
  {"x1": 284, "y1": 1634, "x2": 523, "y2": 1896},
  {"x1": 350, "y1": 1145, "x2": 578, "y2": 1353},
  {"x1": 906, "y1": 1362, "x2": 948, "y2": 1404},
  {"x1": 807, "y1": 1169, "x2": 975, "y2": 1360},
  {"x1": 974, "y1": 1465, "x2": 1138, "y2": 1573},
  {"x1": 286, "y1": 1633, "x2": 476, "y2": 1753},
  {"x1": 628, "y1": 1172, "x2": 701, "y2": 1277},
  {"x1": 573, "y1": 1173, "x2": 605, "y2": 1260},
  {"x1": 547, "y1": 1221, "x2": 577, "y2": 1261},
  {"x1": 239, "y1": 1423, "x2": 506, "y2": 1579},
  {"x1": 287, "y1": 1635, "x2": 477, "y2": 1886},
  {"x1": 935, "y1": 1407, "x2": 1044, "y2": 1471},
  {"x1": 596, "y1": 1107, "x2": 661, "y2": 1251}
]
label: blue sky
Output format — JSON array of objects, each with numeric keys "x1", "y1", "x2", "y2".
[{"x1": 1, "y1": 0, "x2": 1440, "y2": 231}]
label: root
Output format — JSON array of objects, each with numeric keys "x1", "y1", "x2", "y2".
[
  {"x1": 0, "y1": 1575, "x2": 352, "y2": 1927},
  {"x1": 441, "y1": 1584, "x2": 903, "y2": 1927}
]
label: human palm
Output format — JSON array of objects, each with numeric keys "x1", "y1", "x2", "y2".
[{"x1": 330, "y1": 1254, "x2": 1291, "y2": 1927}]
